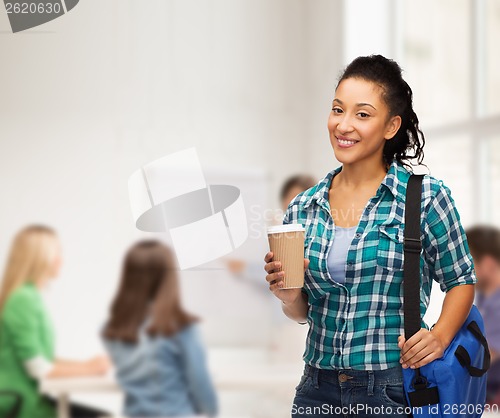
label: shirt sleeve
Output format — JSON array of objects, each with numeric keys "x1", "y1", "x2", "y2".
[
  {"x1": 2, "y1": 290, "x2": 49, "y2": 363},
  {"x1": 24, "y1": 356, "x2": 54, "y2": 380},
  {"x1": 178, "y1": 324, "x2": 218, "y2": 417},
  {"x1": 422, "y1": 181, "x2": 477, "y2": 293}
]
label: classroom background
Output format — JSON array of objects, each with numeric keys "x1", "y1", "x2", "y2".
[{"x1": 1, "y1": 0, "x2": 499, "y2": 417}]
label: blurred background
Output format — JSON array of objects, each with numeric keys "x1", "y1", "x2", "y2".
[{"x1": 1, "y1": 0, "x2": 499, "y2": 417}]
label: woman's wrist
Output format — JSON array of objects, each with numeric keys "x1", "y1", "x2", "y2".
[
  {"x1": 282, "y1": 291, "x2": 305, "y2": 305},
  {"x1": 281, "y1": 291, "x2": 308, "y2": 323},
  {"x1": 430, "y1": 325, "x2": 452, "y2": 350}
]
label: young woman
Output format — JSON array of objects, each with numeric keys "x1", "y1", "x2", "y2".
[
  {"x1": 264, "y1": 55, "x2": 476, "y2": 417},
  {"x1": 102, "y1": 240, "x2": 218, "y2": 418},
  {"x1": 0, "y1": 225, "x2": 110, "y2": 418}
]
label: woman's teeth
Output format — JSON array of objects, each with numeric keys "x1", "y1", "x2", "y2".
[{"x1": 338, "y1": 138, "x2": 357, "y2": 145}]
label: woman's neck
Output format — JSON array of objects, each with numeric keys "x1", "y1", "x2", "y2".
[{"x1": 335, "y1": 160, "x2": 388, "y2": 191}]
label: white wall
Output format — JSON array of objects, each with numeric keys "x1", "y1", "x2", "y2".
[{"x1": 0, "y1": 0, "x2": 345, "y2": 358}]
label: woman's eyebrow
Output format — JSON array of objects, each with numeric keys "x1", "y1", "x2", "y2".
[
  {"x1": 357, "y1": 102, "x2": 377, "y2": 110},
  {"x1": 332, "y1": 99, "x2": 377, "y2": 111}
]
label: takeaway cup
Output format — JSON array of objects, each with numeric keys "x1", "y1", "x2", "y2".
[{"x1": 267, "y1": 224, "x2": 305, "y2": 289}]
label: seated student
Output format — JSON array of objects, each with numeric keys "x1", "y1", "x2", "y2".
[
  {"x1": 0, "y1": 225, "x2": 110, "y2": 418},
  {"x1": 102, "y1": 240, "x2": 218, "y2": 418},
  {"x1": 465, "y1": 225, "x2": 500, "y2": 405}
]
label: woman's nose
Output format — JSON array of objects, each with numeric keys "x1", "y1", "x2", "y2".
[{"x1": 337, "y1": 115, "x2": 354, "y2": 133}]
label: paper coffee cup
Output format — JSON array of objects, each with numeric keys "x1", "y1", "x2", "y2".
[{"x1": 267, "y1": 224, "x2": 305, "y2": 289}]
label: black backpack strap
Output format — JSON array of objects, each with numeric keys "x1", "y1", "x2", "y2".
[
  {"x1": 454, "y1": 321, "x2": 491, "y2": 377},
  {"x1": 404, "y1": 174, "x2": 424, "y2": 340},
  {"x1": 403, "y1": 175, "x2": 441, "y2": 409}
]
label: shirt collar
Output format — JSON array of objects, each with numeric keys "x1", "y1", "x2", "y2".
[
  {"x1": 300, "y1": 159, "x2": 411, "y2": 210},
  {"x1": 380, "y1": 159, "x2": 412, "y2": 203}
]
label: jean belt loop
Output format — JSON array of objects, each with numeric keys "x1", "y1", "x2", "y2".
[
  {"x1": 305, "y1": 364, "x2": 311, "y2": 376},
  {"x1": 312, "y1": 367, "x2": 320, "y2": 389},
  {"x1": 367, "y1": 371, "x2": 375, "y2": 396}
]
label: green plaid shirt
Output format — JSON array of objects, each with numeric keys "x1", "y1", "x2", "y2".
[{"x1": 283, "y1": 159, "x2": 476, "y2": 370}]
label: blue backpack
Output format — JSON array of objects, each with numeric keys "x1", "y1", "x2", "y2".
[{"x1": 402, "y1": 175, "x2": 490, "y2": 418}]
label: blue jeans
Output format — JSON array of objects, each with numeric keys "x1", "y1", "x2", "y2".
[{"x1": 291, "y1": 364, "x2": 410, "y2": 418}]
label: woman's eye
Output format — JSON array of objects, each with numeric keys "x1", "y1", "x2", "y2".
[
  {"x1": 332, "y1": 108, "x2": 343, "y2": 114},
  {"x1": 358, "y1": 112, "x2": 370, "y2": 118}
]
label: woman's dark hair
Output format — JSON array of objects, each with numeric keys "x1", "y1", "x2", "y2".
[
  {"x1": 280, "y1": 174, "x2": 316, "y2": 201},
  {"x1": 465, "y1": 225, "x2": 500, "y2": 264},
  {"x1": 337, "y1": 55, "x2": 425, "y2": 169},
  {"x1": 103, "y1": 240, "x2": 198, "y2": 343}
]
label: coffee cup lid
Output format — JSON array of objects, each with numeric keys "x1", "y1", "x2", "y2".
[{"x1": 267, "y1": 224, "x2": 305, "y2": 234}]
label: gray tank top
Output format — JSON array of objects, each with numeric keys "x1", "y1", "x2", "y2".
[{"x1": 327, "y1": 225, "x2": 357, "y2": 285}]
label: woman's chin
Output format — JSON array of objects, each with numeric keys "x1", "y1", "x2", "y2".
[{"x1": 331, "y1": 149, "x2": 356, "y2": 165}]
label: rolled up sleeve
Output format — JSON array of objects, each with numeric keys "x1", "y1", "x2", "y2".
[
  {"x1": 2, "y1": 290, "x2": 47, "y2": 363},
  {"x1": 422, "y1": 181, "x2": 477, "y2": 293}
]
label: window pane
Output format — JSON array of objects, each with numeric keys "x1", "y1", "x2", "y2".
[
  {"x1": 401, "y1": 0, "x2": 471, "y2": 128},
  {"x1": 421, "y1": 135, "x2": 474, "y2": 226},
  {"x1": 487, "y1": 138, "x2": 500, "y2": 227},
  {"x1": 485, "y1": 0, "x2": 500, "y2": 116}
]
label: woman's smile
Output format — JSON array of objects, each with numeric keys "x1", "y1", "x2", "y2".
[{"x1": 336, "y1": 135, "x2": 360, "y2": 148}]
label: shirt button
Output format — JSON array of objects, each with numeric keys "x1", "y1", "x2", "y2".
[
  {"x1": 367, "y1": 205, "x2": 373, "y2": 211},
  {"x1": 348, "y1": 261, "x2": 353, "y2": 266},
  {"x1": 355, "y1": 233, "x2": 361, "y2": 238}
]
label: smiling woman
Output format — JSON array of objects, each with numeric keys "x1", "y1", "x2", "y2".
[{"x1": 263, "y1": 55, "x2": 477, "y2": 418}]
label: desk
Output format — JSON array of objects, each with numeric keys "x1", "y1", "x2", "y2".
[
  {"x1": 41, "y1": 365, "x2": 302, "y2": 418},
  {"x1": 40, "y1": 375, "x2": 118, "y2": 418}
]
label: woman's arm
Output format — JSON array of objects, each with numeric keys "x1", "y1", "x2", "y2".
[
  {"x1": 282, "y1": 291, "x2": 309, "y2": 323},
  {"x1": 46, "y1": 356, "x2": 109, "y2": 379},
  {"x1": 429, "y1": 284, "x2": 475, "y2": 348},
  {"x1": 399, "y1": 284, "x2": 475, "y2": 369},
  {"x1": 399, "y1": 179, "x2": 477, "y2": 369}
]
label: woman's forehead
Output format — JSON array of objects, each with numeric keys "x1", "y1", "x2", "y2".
[{"x1": 335, "y1": 77, "x2": 385, "y2": 105}]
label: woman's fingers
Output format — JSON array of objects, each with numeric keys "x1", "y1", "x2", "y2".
[
  {"x1": 269, "y1": 281, "x2": 284, "y2": 293},
  {"x1": 410, "y1": 352, "x2": 439, "y2": 369},
  {"x1": 401, "y1": 336, "x2": 426, "y2": 361},
  {"x1": 398, "y1": 335, "x2": 405, "y2": 349},
  {"x1": 266, "y1": 270, "x2": 284, "y2": 284},
  {"x1": 265, "y1": 255, "x2": 308, "y2": 297},
  {"x1": 264, "y1": 260, "x2": 281, "y2": 274},
  {"x1": 399, "y1": 329, "x2": 446, "y2": 369},
  {"x1": 400, "y1": 339, "x2": 428, "y2": 367}
]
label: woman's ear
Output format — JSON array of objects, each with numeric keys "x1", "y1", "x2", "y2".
[{"x1": 385, "y1": 115, "x2": 402, "y2": 140}]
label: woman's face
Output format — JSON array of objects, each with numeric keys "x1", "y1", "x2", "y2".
[
  {"x1": 327, "y1": 77, "x2": 401, "y2": 167},
  {"x1": 47, "y1": 240, "x2": 63, "y2": 280}
]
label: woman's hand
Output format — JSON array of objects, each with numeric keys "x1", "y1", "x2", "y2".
[
  {"x1": 398, "y1": 329, "x2": 447, "y2": 369},
  {"x1": 48, "y1": 355, "x2": 112, "y2": 378},
  {"x1": 264, "y1": 251, "x2": 309, "y2": 304},
  {"x1": 86, "y1": 355, "x2": 111, "y2": 375}
]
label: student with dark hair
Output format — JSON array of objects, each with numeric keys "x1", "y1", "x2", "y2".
[
  {"x1": 465, "y1": 225, "x2": 500, "y2": 405},
  {"x1": 280, "y1": 175, "x2": 317, "y2": 210},
  {"x1": 103, "y1": 240, "x2": 218, "y2": 418},
  {"x1": 264, "y1": 55, "x2": 476, "y2": 417}
]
